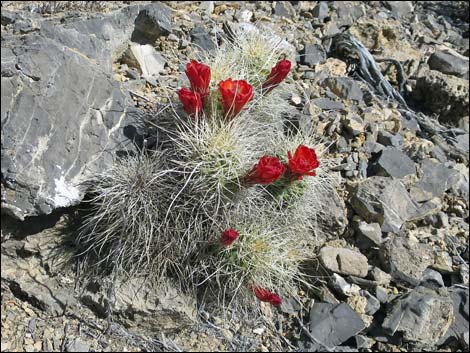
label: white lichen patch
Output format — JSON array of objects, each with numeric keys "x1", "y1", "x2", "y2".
[{"x1": 53, "y1": 176, "x2": 80, "y2": 207}]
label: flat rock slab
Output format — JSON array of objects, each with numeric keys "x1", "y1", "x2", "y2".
[
  {"x1": 80, "y1": 277, "x2": 196, "y2": 332},
  {"x1": 309, "y1": 302, "x2": 365, "y2": 349},
  {"x1": 368, "y1": 148, "x2": 416, "y2": 179},
  {"x1": 382, "y1": 286, "x2": 454, "y2": 345},
  {"x1": 324, "y1": 77, "x2": 363, "y2": 101},
  {"x1": 1, "y1": 251, "x2": 77, "y2": 316},
  {"x1": 319, "y1": 246, "x2": 369, "y2": 278}
]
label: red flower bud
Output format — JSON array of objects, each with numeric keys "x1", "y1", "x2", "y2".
[
  {"x1": 186, "y1": 60, "x2": 211, "y2": 99},
  {"x1": 220, "y1": 228, "x2": 239, "y2": 246},
  {"x1": 253, "y1": 287, "x2": 282, "y2": 307},
  {"x1": 287, "y1": 144, "x2": 320, "y2": 180},
  {"x1": 218, "y1": 79, "x2": 253, "y2": 119},
  {"x1": 245, "y1": 155, "x2": 285, "y2": 185},
  {"x1": 262, "y1": 59, "x2": 291, "y2": 93},
  {"x1": 178, "y1": 88, "x2": 202, "y2": 117}
]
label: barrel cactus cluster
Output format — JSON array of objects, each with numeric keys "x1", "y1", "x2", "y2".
[{"x1": 78, "y1": 27, "x2": 338, "y2": 313}]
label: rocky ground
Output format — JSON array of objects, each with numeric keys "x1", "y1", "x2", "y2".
[{"x1": 1, "y1": 1, "x2": 469, "y2": 352}]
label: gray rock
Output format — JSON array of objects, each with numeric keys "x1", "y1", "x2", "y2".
[
  {"x1": 274, "y1": 1, "x2": 295, "y2": 18},
  {"x1": 358, "y1": 159, "x2": 368, "y2": 178},
  {"x1": 451, "y1": 163, "x2": 469, "y2": 199},
  {"x1": 350, "y1": 177, "x2": 420, "y2": 233},
  {"x1": 311, "y1": 97, "x2": 344, "y2": 110},
  {"x1": 413, "y1": 70, "x2": 469, "y2": 124},
  {"x1": 343, "y1": 115, "x2": 365, "y2": 136},
  {"x1": 355, "y1": 335, "x2": 374, "y2": 349},
  {"x1": 421, "y1": 268, "x2": 445, "y2": 289},
  {"x1": 434, "y1": 211, "x2": 449, "y2": 228},
  {"x1": 312, "y1": 2, "x2": 329, "y2": 21},
  {"x1": 363, "y1": 142, "x2": 385, "y2": 156},
  {"x1": 380, "y1": 236, "x2": 434, "y2": 286},
  {"x1": 384, "y1": 1, "x2": 414, "y2": 18},
  {"x1": 375, "y1": 286, "x2": 389, "y2": 303},
  {"x1": 1, "y1": 29, "x2": 135, "y2": 219},
  {"x1": 324, "y1": 77, "x2": 363, "y2": 101},
  {"x1": 362, "y1": 290, "x2": 381, "y2": 315},
  {"x1": 409, "y1": 160, "x2": 460, "y2": 202},
  {"x1": 132, "y1": 2, "x2": 172, "y2": 43},
  {"x1": 199, "y1": 1, "x2": 214, "y2": 15},
  {"x1": 0, "y1": 5, "x2": 154, "y2": 219},
  {"x1": 428, "y1": 50, "x2": 469, "y2": 78},
  {"x1": 235, "y1": 9, "x2": 253, "y2": 23},
  {"x1": 1, "y1": 9, "x2": 38, "y2": 34},
  {"x1": 319, "y1": 246, "x2": 369, "y2": 278},
  {"x1": 81, "y1": 277, "x2": 196, "y2": 331},
  {"x1": 370, "y1": 267, "x2": 392, "y2": 286},
  {"x1": 66, "y1": 339, "x2": 89, "y2": 353},
  {"x1": 336, "y1": 136, "x2": 350, "y2": 153},
  {"x1": 1, "y1": 250, "x2": 76, "y2": 316},
  {"x1": 439, "y1": 286, "x2": 470, "y2": 346},
  {"x1": 347, "y1": 275, "x2": 378, "y2": 291},
  {"x1": 382, "y1": 286, "x2": 454, "y2": 345},
  {"x1": 452, "y1": 133, "x2": 470, "y2": 154},
  {"x1": 315, "y1": 285, "x2": 340, "y2": 305},
  {"x1": 368, "y1": 148, "x2": 416, "y2": 179},
  {"x1": 377, "y1": 131, "x2": 404, "y2": 148},
  {"x1": 356, "y1": 221, "x2": 383, "y2": 249},
  {"x1": 301, "y1": 44, "x2": 326, "y2": 66},
  {"x1": 334, "y1": 2, "x2": 365, "y2": 27},
  {"x1": 190, "y1": 26, "x2": 216, "y2": 52},
  {"x1": 333, "y1": 154, "x2": 357, "y2": 172},
  {"x1": 309, "y1": 302, "x2": 365, "y2": 349},
  {"x1": 316, "y1": 187, "x2": 348, "y2": 237}
]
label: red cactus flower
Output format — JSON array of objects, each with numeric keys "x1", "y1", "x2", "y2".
[
  {"x1": 220, "y1": 228, "x2": 239, "y2": 246},
  {"x1": 268, "y1": 293, "x2": 282, "y2": 307},
  {"x1": 253, "y1": 287, "x2": 282, "y2": 307},
  {"x1": 262, "y1": 59, "x2": 291, "y2": 93},
  {"x1": 178, "y1": 88, "x2": 202, "y2": 117},
  {"x1": 287, "y1": 144, "x2": 320, "y2": 180},
  {"x1": 218, "y1": 79, "x2": 253, "y2": 119},
  {"x1": 186, "y1": 60, "x2": 211, "y2": 99},
  {"x1": 245, "y1": 155, "x2": 285, "y2": 185}
]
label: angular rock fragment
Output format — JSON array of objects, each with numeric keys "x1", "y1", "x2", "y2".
[
  {"x1": 301, "y1": 44, "x2": 326, "y2": 66},
  {"x1": 428, "y1": 50, "x2": 469, "y2": 78},
  {"x1": 350, "y1": 177, "x2": 420, "y2": 233},
  {"x1": 380, "y1": 236, "x2": 433, "y2": 286},
  {"x1": 309, "y1": 302, "x2": 365, "y2": 349},
  {"x1": 368, "y1": 148, "x2": 416, "y2": 179},
  {"x1": 382, "y1": 286, "x2": 454, "y2": 345}
]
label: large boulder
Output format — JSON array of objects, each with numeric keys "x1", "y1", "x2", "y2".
[{"x1": 1, "y1": 3, "x2": 172, "y2": 220}]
